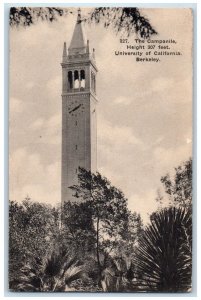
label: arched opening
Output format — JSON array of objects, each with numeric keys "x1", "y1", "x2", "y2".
[
  {"x1": 80, "y1": 70, "x2": 85, "y2": 89},
  {"x1": 68, "y1": 71, "x2": 73, "y2": 89},
  {"x1": 74, "y1": 70, "x2": 79, "y2": 89}
]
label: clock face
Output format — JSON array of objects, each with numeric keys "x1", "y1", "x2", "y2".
[{"x1": 67, "y1": 101, "x2": 85, "y2": 116}]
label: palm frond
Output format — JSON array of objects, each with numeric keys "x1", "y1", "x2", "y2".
[
  {"x1": 134, "y1": 207, "x2": 192, "y2": 292},
  {"x1": 15, "y1": 249, "x2": 84, "y2": 291}
]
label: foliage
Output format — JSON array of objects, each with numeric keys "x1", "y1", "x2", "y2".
[
  {"x1": 9, "y1": 198, "x2": 99, "y2": 292},
  {"x1": 69, "y1": 168, "x2": 143, "y2": 290},
  {"x1": 9, "y1": 7, "x2": 157, "y2": 38},
  {"x1": 134, "y1": 207, "x2": 192, "y2": 292},
  {"x1": 9, "y1": 7, "x2": 69, "y2": 27},
  {"x1": 9, "y1": 157, "x2": 193, "y2": 292},
  {"x1": 90, "y1": 7, "x2": 157, "y2": 38},
  {"x1": 9, "y1": 198, "x2": 60, "y2": 290},
  {"x1": 160, "y1": 158, "x2": 192, "y2": 211},
  {"x1": 15, "y1": 248, "x2": 85, "y2": 291},
  {"x1": 60, "y1": 201, "x2": 96, "y2": 255},
  {"x1": 113, "y1": 211, "x2": 143, "y2": 257},
  {"x1": 70, "y1": 168, "x2": 131, "y2": 277},
  {"x1": 100, "y1": 255, "x2": 137, "y2": 292}
]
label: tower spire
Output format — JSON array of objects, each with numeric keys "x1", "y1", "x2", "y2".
[{"x1": 68, "y1": 8, "x2": 87, "y2": 55}]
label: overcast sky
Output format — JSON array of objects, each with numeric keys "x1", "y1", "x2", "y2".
[{"x1": 9, "y1": 8, "x2": 192, "y2": 223}]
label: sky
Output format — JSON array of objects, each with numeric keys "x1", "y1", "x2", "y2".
[{"x1": 9, "y1": 7, "x2": 192, "y2": 223}]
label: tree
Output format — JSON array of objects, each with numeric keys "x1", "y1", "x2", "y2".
[
  {"x1": 60, "y1": 201, "x2": 96, "y2": 255},
  {"x1": 9, "y1": 7, "x2": 157, "y2": 38},
  {"x1": 90, "y1": 7, "x2": 157, "y2": 38},
  {"x1": 70, "y1": 168, "x2": 132, "y2": 283},
  {"x1": 111, "y1": 210, "x2": 143, "y2": 258},
  {"x1": 9, "y1": 7, "x2": 68, "y2": 26},
  {"x1": 160, "y1": 158, "x2": 192, "y2": 211},
  {"x1": 134, "y1": 207, "x2": 192, "y2": 292},
  {"x1": 9, "y1": 198, "x2": 101, "y2": 292},
  {"x1": 97, "y1": 212, "x2": 143, "y2": 292},
  {"x1": 9, "y1": 198, "x2": 60, "y2": 290},
  {"x1": 15, "y1": 248, "x2": 85, "y2": 292}
]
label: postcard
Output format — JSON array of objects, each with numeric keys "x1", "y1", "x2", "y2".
[{"x1": 9, "y1": 6, "x2": 193, "y2": 293}]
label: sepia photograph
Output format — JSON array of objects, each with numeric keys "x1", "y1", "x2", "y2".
[{"x1": 9, "y1": 6, "x2": 193, "y2": 293}]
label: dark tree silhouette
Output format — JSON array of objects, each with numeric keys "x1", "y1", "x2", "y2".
[
  {"x1": 90, "y1": 7, "x2": 157, "y2": 38},
  {"x1": 60, "y1": 201, "x2": 96, "y2": 254},
  {"x1": 9, "y1": 7, "x2": 68, "y2": 27},
  {"x1": 134, "y1": 207, "x2": 192, "y2": 292},
  {"x1": 9, "y1": 7, "x2": 157, "y2": 38}
]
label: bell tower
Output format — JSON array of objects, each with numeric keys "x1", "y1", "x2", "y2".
[{"x1": 61, "y1": 9, "x2": 98, "y2": 204}]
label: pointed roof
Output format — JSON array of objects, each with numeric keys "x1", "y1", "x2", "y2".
[{"x1": 68, "y1": 9, "x2": 87, "y2": 53}]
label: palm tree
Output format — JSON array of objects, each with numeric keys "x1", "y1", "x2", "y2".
[
  {"x1": 15, "y1": 248, "x2": 85, "y2": 292},
  {"x1": 134, "y1": 207, "x2": 192, "y2": 292}
]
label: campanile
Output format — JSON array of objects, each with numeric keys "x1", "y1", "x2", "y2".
[{"x1": 61, "y1": 9, "x2": 98, "y2": 203}]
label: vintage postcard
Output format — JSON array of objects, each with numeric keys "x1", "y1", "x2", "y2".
[{"x1": 9, "y1": 7, "x2": 193, "y2": 292}]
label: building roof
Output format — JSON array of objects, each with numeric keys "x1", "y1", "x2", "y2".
[{"x1": 69, "y1": 9, "x2": 87, "y2": 52}]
